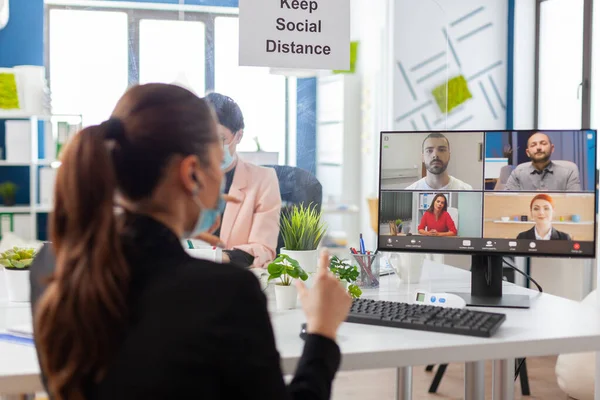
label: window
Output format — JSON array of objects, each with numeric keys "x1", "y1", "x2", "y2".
[
  {"x1": 214, "y1": 17, "x2": 287, "y2": 161},
  {"x1": 537, "y1": 0, "x2": 584, "y2": 129},
  {"x1": 139, "y1": 19, "x2": 206, "y2": 96},
  {"x1": 47, "y1": 7, "x2": 291, "y2": 163},
  {"x1": 48, "y1": 9, "x2": 128, "y2": 126}
]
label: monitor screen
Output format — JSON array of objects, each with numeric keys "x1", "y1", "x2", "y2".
[{"x1": 378, "y1": 130, "x2": 597, "y2": 258}]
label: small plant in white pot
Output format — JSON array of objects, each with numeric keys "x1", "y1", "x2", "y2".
[
  {"x1": 279, "y1": 203, "x2": 326, "y2": 282},
  {"x1": 1, "y1": 247, "x2": 37, "y2": 302},
  {"x1": 328, "y1": 256, "x2": 362, "y2": 299},
  {"x1": 267, "y1": 254, "x2": 308, "y2": 310}
]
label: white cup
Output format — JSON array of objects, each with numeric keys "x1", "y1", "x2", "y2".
[{"x1": 389, "y1": 253, "x2": 425, "y2": 283}]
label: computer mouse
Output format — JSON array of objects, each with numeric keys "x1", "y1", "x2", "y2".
[{"x1": 299, "y1": 323, "x2": 307, "y2": 340}]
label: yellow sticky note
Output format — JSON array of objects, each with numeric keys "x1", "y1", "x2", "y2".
[
  {"x1": 0, "y1": 73, "x2": 20, "y2": 110},
  {"x1": 333, "y1": 41, "x2": 359, "y2": 74},
  {"x1": 431, "y1": 75, "x2": 472, "y2": 114}
]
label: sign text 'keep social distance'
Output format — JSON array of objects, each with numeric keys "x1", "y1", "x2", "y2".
[{"x1": 239, "y1": 0, "x2": 350, "y2": 70}]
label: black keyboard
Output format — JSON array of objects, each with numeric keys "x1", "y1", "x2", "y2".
[{"x1": 346, "y1": 298, "x2": 506, "y2": 338}]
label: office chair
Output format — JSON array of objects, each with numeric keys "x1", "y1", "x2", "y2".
[
  {"x1": 447, "y1": 207, "x2": 459, "y2": 231},
  {"x1": 493, "y1": 165, "x2": 515, "y2": 190},
  {"x1": 262, "y1": 165, "x2": 323, "y2": 254}
]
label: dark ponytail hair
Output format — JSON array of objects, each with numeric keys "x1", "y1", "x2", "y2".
[{"x1": 35, "y1": 83, "x2": 218, "y2": 400}]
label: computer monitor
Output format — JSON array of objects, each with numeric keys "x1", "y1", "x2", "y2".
[{"x1": 378, "y1": 129, "x2": 597, "y2": 309}]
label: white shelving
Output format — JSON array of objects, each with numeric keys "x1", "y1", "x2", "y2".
[
  {"x1": 316, "y1": 74, "x2": 362, "y2": 248},
  {"x1": 491, "y1": 220, "x2": 594, "y2": 225},
  {"x1": 0, "y1": 114, "x2": 81, "y2": 240}
]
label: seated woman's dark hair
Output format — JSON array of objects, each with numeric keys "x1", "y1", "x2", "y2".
[
  {"x1": 35, "y1": 83, "x2": 218, "y2": 400},
  {"x1": 204, "y1": 92, "x2": 245, "y2": 133}
]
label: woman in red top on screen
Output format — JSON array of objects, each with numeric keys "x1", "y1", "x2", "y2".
[{"x1": 418, "y1": 193, "x2": 457, "y2": 237}]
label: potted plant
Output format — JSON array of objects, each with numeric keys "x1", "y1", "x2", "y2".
[
  {"x1": 279, "y1": 203, "x2": 326, "y2": 280},
  {"x1": 267, "y1": 254, "x2": 308, "y2": 310},
  {"x1": 329, "y1": 256, "x2": 362, "y2": 299},
  {"x1": 0, "y1": 181, "x2": 18, "y2": 206},
  {"x1": 0, "y1": 246, "x2": 37, "y2": 302},
  {"x1": 395, "y1": 218, "x2": 403, "y2": 233}
]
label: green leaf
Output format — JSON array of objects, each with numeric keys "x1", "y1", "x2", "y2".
[
  {"x1": 279, "y1": 203, "x2": 327, "y2": 250},
  {"x1": 348, "y1": 284, "x2": 362, "y2": 299},
  {"x1": 298, "y1": 269, "x2": 308, "y2": 281},
  {"x1": 267, "y1": 271, "x2": 282, "y2": 281},
  {"x1": 287, "y1": 266, "x2": 301, "y2": 279},
  {"x1": 21, "y1": 259, "x2": 33, "y2": 267},
  {"x1": 267, "y1": 253, "x2": 308, "y2": 283},
  {"x1": 267, "y1": 262, "x2": 284, "y2": 276}
]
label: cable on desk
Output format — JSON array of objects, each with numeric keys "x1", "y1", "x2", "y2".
[
  {"x1": 503, "y1": 257, "x2": 541, "y2": 381},
  {"x1": 503, "y1": 258, "x2": 543, "y2": 293}
]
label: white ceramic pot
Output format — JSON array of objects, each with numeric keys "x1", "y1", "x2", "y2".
[
  {"x1": 280, "y1": 248, "x2": 319, "y2": 288},
  {"x1": 274, "y1": 284, "x2": 298, "y2": 310},
  {"x1": 279, "y1": 248, "x2": 319, "y2": 274},
  {"x1": 4, "y1": 268, "x2": 30, "y2": 302}
]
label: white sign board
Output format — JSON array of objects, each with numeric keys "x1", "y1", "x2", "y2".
[{"x1": 239, "y1": 0, "x2": 350, "y2": 70}]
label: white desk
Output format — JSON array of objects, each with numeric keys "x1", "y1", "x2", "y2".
[
  {"x1": 3, "y1": 260, "x2": 600, "y2": 400},
  {"x1": 269, "y1": 260, "x2": 600, "y2": 399}
]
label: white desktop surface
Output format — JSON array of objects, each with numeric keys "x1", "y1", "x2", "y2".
[
  {"x1": 2, "y1": 261, "x2": 600, "y2": 396},
  {"x1": 270, "y1": 260, "x2": 600, "y2": 374}
]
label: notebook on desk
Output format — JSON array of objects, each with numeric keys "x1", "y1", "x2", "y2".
[
  {"x1": 183, "y1": 239, "x2": 223, "y2": 263},
  {"x1": 0, "y1": 323, "x2": 34, "y2": 346},
  {"x1": 6, "y1": 323, "x2": 33, "y2": 338}
]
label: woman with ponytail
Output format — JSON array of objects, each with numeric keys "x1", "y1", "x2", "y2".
[{"x1": 33, "y1": 83, "x2": 351, "y2": 400}]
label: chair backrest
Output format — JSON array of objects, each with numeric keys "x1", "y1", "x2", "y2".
[
  {"x1": 494, "y1": 165, "x2": 515, "y2": 190},
  {"x1": 447, "y1": 207, "x2": 459, "y2": 231},
  {"x1": 553, "y1": 160, "x2": 578, "y2": 171},
  {"x1": 262, "y1": 165, "x2": 323, "y2": 254}
]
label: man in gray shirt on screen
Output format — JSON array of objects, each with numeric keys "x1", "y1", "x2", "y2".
[{"x1": 505, "y1": 132, "x2": 581, "y2": 191}]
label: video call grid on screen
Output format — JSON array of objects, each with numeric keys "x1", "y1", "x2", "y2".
[{"x1": 378, "y1": 129, "x2": 598, "y2": 258}]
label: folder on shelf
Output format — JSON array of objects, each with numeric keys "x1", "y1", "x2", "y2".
[
  {"x1": 4, "y1": 120, "x2": 31, "y2": 162},
  {"x1": 39, "y1": 167, "x2": 56, "y2": 206}
]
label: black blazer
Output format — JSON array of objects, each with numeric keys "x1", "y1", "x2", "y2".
[
  {"x1": 516, "y1": 226, "x2": 571, "y2": 240},
  {"x1": 29, "y1": 214, "x2": 340, "y2": 400}
]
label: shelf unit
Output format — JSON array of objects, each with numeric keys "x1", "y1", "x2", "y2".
[
  {"x1": 0, "y1": 114, "x2": 82, "y2": 240},
  {"x1": 315, "y1": 74, "x2": 362, "y2": 250},
  {"x1": 491, "y1": 220, "x2": 593, "y2": 225}
]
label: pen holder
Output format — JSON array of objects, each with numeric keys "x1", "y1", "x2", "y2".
[{"x1": 351, "y1": 253, "x2": 380, "y2": 289}]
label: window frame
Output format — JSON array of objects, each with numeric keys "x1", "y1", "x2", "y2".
[{"x1": 44, "y1": 3, "x2": 292, "y2": 164}]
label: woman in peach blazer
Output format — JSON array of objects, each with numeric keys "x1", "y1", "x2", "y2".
[
  {"x1": 220, "y1": 157, "x2": 281, "y2": 268},
  {"x1": 205, "y1": 93, "x2": 281, "y2": 268}
]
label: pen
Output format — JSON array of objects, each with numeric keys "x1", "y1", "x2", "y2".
[{"x1": 359, "y1": 233, "x2": 366, "y2": 254}]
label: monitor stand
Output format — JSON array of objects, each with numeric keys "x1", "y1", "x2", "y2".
[{"x1": 451, "y1": 255, "x2": 530, "y2": 309}]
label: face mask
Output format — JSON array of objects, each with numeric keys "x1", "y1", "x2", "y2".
[
  {"x1": 221, "y1": 134, "x2": 237, "y2": 170},
  {"x1": 186, "y1": 178, "x2": 227, "y2": 238}
]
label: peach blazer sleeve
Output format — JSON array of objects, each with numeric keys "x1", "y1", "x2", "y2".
[{"x1": 220, "y1": 160, "x2": 282, "y2": 269}]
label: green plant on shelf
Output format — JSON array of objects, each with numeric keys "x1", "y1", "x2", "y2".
[
  {"x1": 329, "y1": 255, "x2": 362, "y2": 299},
  {"x1": 0, "y1": 181, "x2": 18, "y2": 206},
  {"x1": 0, "y1": 247, "x2": 37, "y2": 270},
  {"x1": 267, "y1": 254, "x2": 309, "y2": 286}
]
